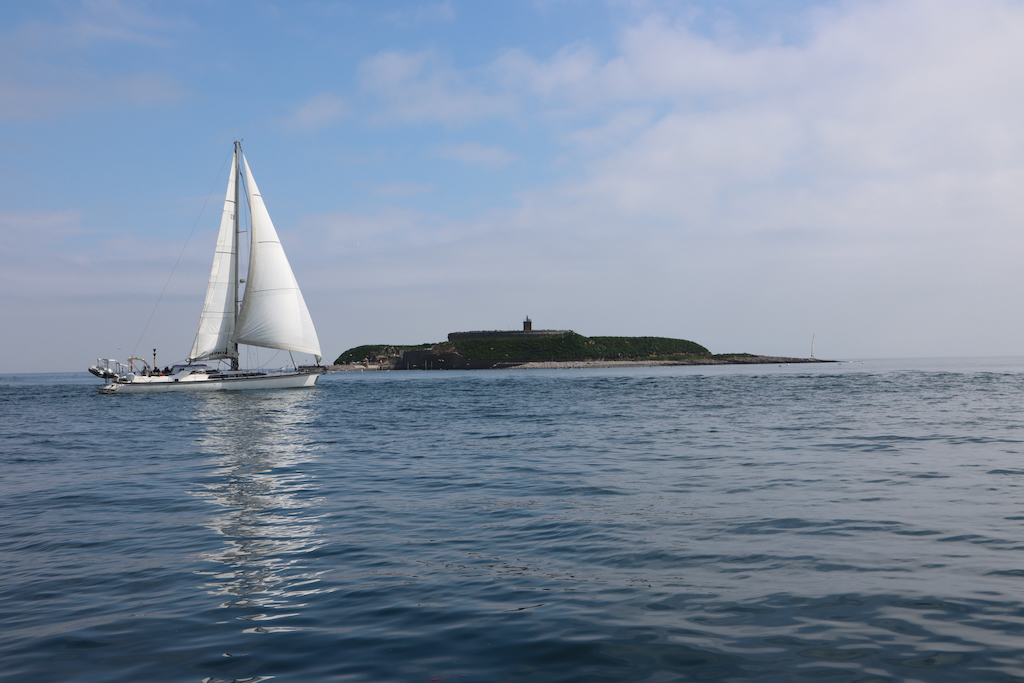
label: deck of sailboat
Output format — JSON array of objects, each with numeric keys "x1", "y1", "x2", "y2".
[
  {"x1": 99, "y1": 369, "x2": 320, "y2": 393},
  {"x1": 92, "y1": 142, "x2": 324, "y2": 394}
]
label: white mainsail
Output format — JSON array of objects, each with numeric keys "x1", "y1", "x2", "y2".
[
  {"x1": 93, "y1": 143, "x2": 324, "y2": 393},
  {"x1": 234, "y1": 156, "x2": 322, "y2": 363},
  {"x1": 188, "y1": 153, "x2": 239, "y2": 363}
]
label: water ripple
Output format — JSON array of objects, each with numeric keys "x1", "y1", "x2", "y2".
[{"x1": 5, "y1": 362, "x2": 1024, "y2": 681}]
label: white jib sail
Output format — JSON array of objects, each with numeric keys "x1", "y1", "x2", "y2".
[
  {"x1": 234, "y1": 156, "x2": 322, "y2": 363},
  {"x1": 188, "y1": 153, "x2": 239, "y2": 362}
]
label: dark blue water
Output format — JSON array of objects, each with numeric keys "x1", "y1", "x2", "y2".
[{"x1": 3, "y1": 359, "x2": 1024, "y2": 682}]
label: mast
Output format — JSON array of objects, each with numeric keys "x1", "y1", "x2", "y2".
[{"x1": 231, "y1": 141, "x2": 241, "y2": 370}]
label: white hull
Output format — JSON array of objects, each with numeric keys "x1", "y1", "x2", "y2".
[
  {"x1": 92, "y1": 144, "x2": 324, "y2": 394},
  {"x1": 100, "y1": 371, "x2": 319, "y2": 394}
]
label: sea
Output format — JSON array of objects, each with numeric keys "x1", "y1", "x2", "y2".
[{"x1": 3, "y1": 358, "x2": 1024, "y2": 683}]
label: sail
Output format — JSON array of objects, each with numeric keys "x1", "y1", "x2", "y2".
[
  {"x1": 234, "y1": 156, "x2": 322, "y2": 363},
  {"x1": 188, "y1": 153, "x2": 239, "y2": 362}
]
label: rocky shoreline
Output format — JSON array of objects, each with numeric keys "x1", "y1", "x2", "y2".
[{"x1": 328, "y1": 356, "x2": 834, "y2": 372}]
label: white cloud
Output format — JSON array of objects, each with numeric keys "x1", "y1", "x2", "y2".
[
  {"x1": 371, "y1": 182, "x2": 435, "y2": 198},
  {"x1": 494, "y1": 43, "x2": 603, "y2": 99},
  {"x1": 0, "y1": 208, "x2": 215, "y2": 371},
  {"x1": 14, "y1": 0, "x2": 181, "y2": 51},
  {"x1": 490, "y1": 0, "x2": 1024, "y2": 243},
  {"x1": 281, "y1": 92, "x2": 351, "y2": 132},
  {"x1": 0, "y1": 67, "x2": 187, "y2": 122},
  {"x1": 564, "y1": 108, "x2": 657, "y2": 152},
  {"x1": 436, "y1": 143, "x2": 517, "y2": 168},
  {"x1": 358, "y1": 50, "x2": 516, "y2": 124},
  {"x1": 336, "y1": 0, "x2": 1024, "y2": 358},
  {"x1": 0, "y1": 1, "x2": 186, "y2": 121},
  {"x1": 381, "y1": 1, "x2": 456, "y2": 25},
  {"x1": 10, "y1": 0, "x2": 1024, "y2": 368},
  {"x1": 0, "y1": 209, "x2": 207, "y2": 298},
  {"x1": 0, "y1": 209, "x2": 83, "y2": 242}
]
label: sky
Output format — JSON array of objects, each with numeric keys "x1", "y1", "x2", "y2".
[{"x1": 3, "y1": 0, "x2": 1024, "y2": 372}]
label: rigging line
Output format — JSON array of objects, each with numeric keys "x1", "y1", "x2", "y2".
[
  {"x1": 131, "y1": 151, "x2": 232, "y2": 360},
  {"x1": 259, "y1": 350, "x2": 280, "y2": 369}
]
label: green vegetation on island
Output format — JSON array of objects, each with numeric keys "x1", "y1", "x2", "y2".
[
  {"x1": 334, "y1": 344, "x2": 432, "y2": 364},
  {"x1": 333, "y1": 333, "x2": 711, "y2": 366},
  {"x1": 451, "y1": 332, "x2": 709, "y2": 361}
]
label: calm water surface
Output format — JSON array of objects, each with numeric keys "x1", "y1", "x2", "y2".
[{"x1": 3, "y1": 359, "x2": 1024, "y2": 682}]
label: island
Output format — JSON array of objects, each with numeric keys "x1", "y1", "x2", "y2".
[{"x1": 329, "y1": 319, "x2": 832, "y2": 371}]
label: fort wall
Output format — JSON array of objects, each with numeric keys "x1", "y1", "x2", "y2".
[{"x1": 448, "y1": 330, "x2": 568, "y2": 341}]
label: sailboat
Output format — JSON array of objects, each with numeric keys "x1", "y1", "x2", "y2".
[{"x1": 89, "y1": 142, "x2": 324, "y2": 393}]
